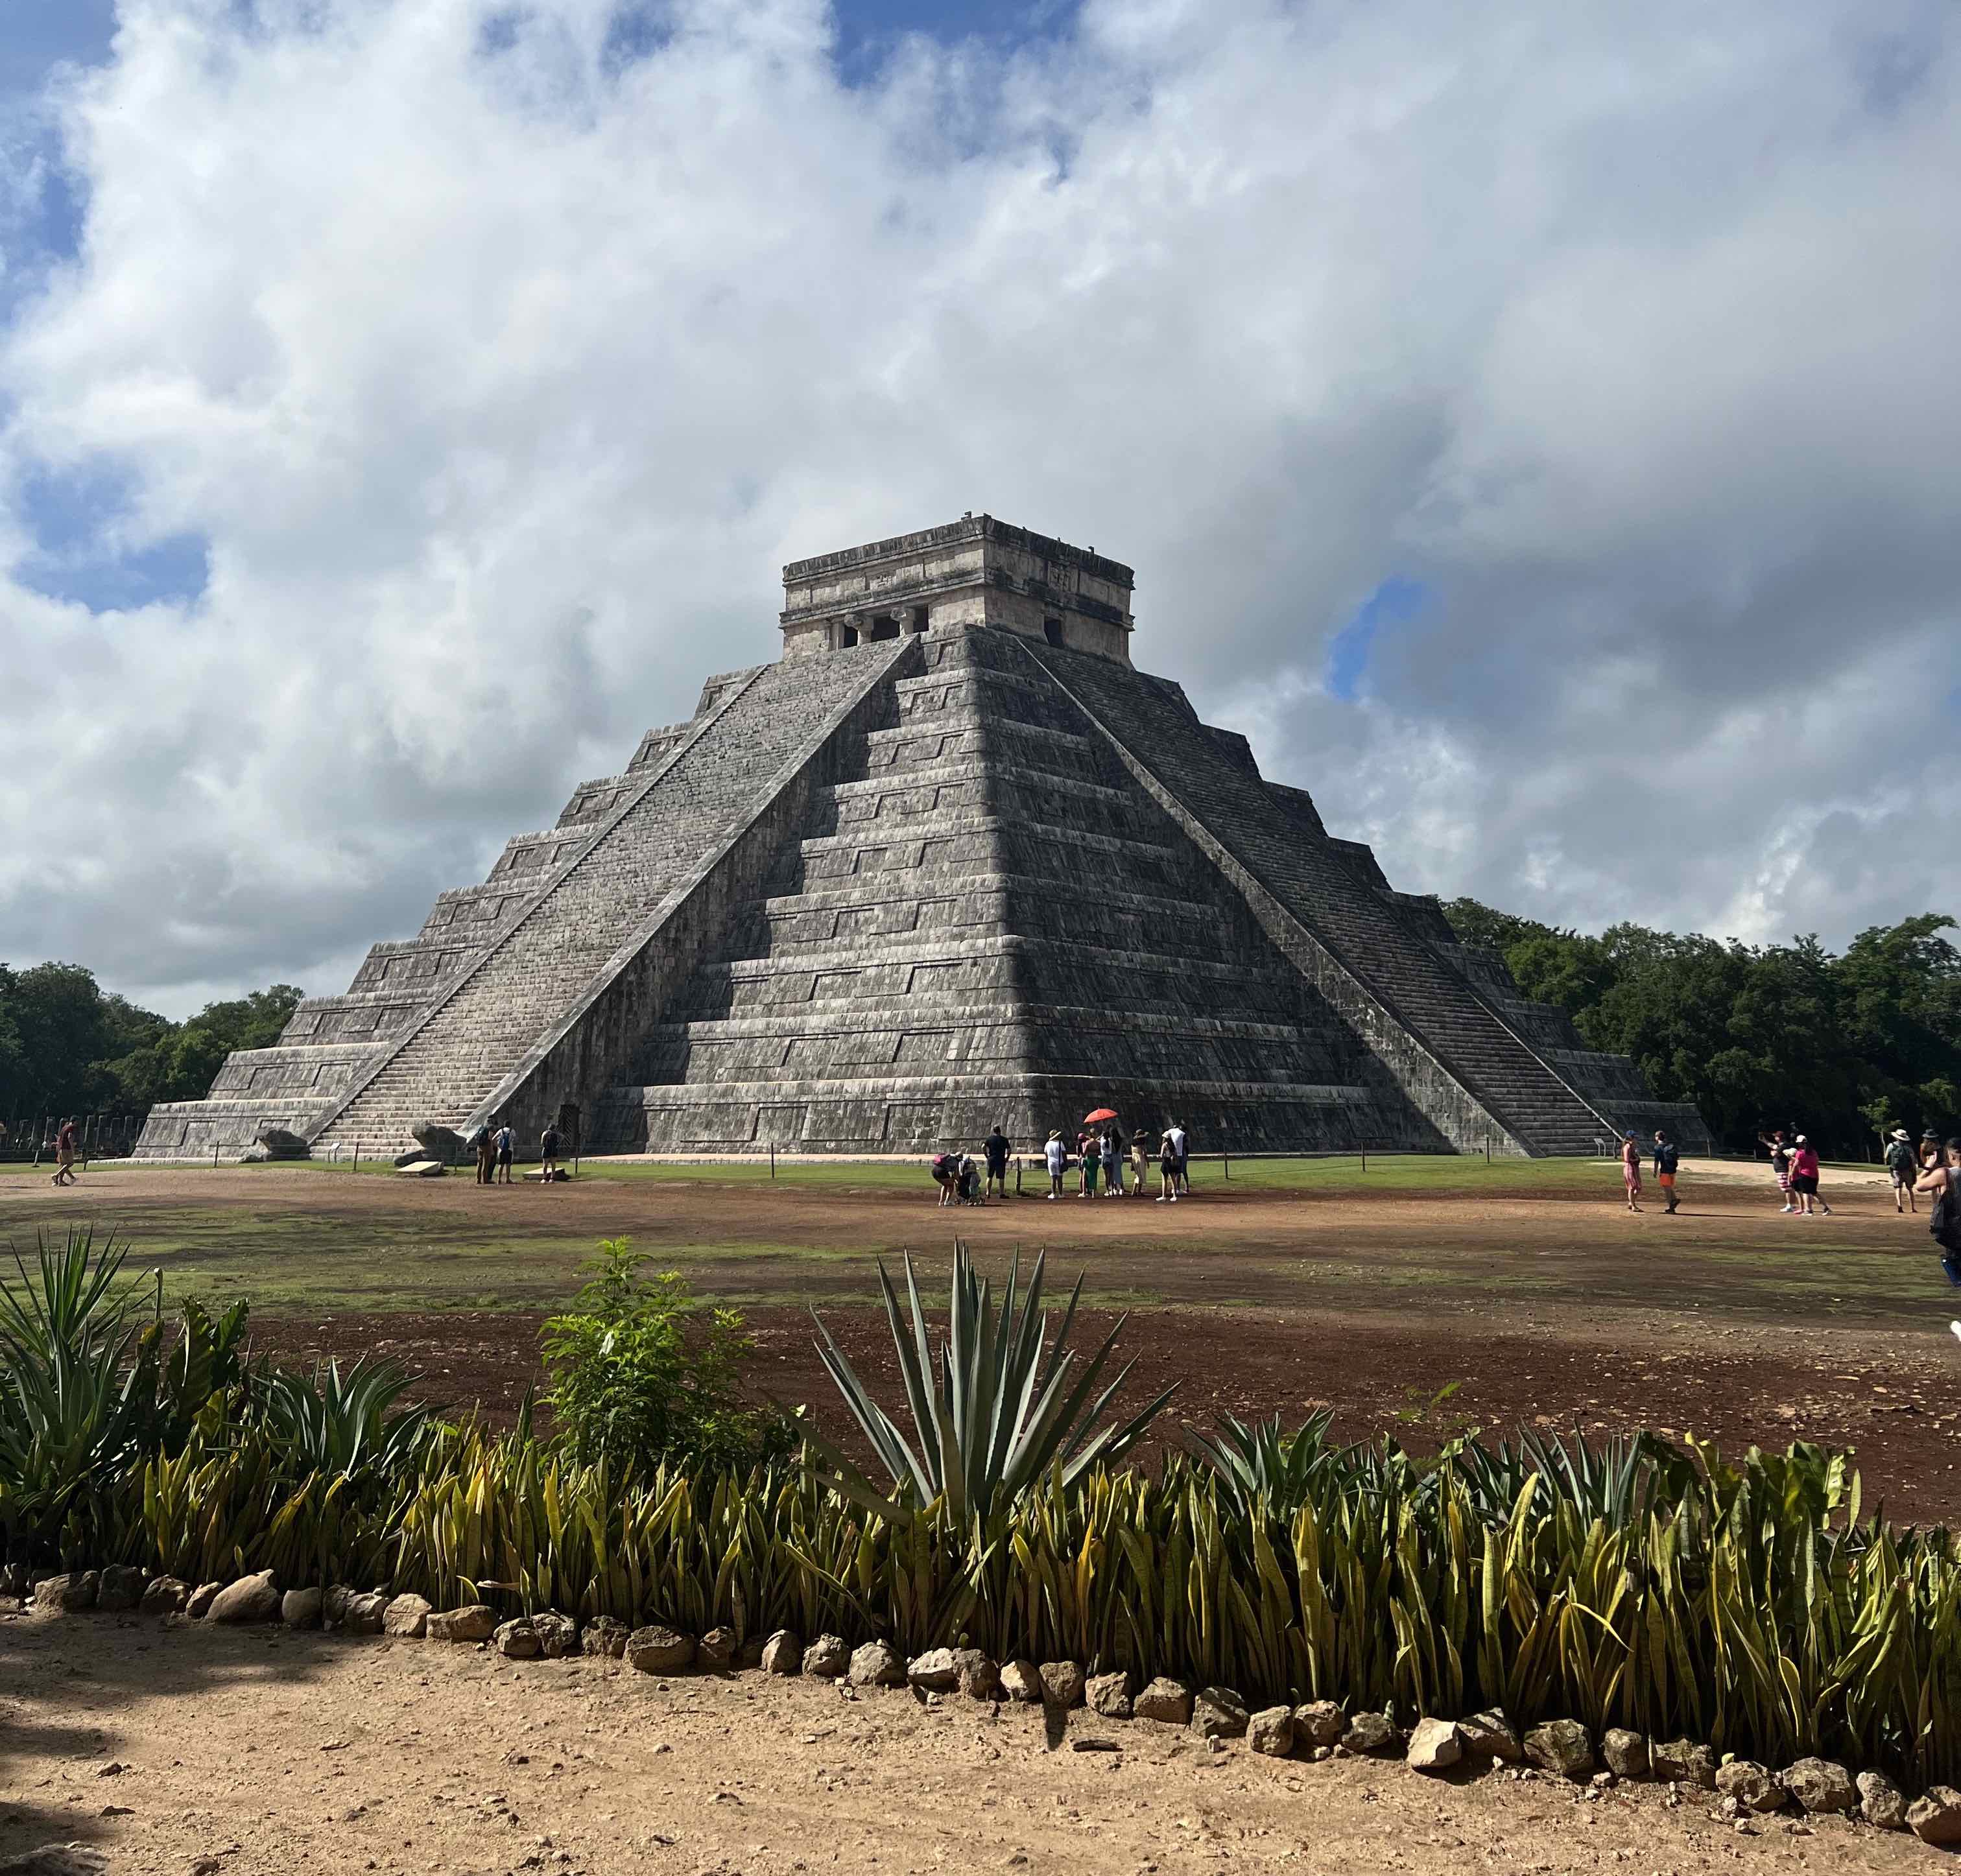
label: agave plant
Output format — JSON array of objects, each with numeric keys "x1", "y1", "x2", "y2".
[
  {"x1": 0, "y1": 1229, "x2": 158, "y2": 1558},
  {"x1": 251, "y1": 1356, "x2": 435, "y2": 1480},
  {"x1": 0, "y1": 1226, "x2": 145, "y2": 1364},
  {"x1": 803, "y1": 1241, "x2": 1177, "y2": 1523}
]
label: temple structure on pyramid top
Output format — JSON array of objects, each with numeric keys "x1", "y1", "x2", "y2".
[{"x1": 136, "y1": 515, "x2": 1707, "y2": 1162}]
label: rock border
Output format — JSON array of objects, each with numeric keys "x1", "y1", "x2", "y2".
[{"x1": 10, "y1": 1573, "x2": 1951, "y2": 1845}]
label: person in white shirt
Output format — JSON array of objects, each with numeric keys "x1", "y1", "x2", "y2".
[
  {"x1": 1043, "y1": 1130, "x2": 1065, "y2": 1199},
  {"x1": 1167, "y1": 1121, "x2": 1189, "y2": 1195}
]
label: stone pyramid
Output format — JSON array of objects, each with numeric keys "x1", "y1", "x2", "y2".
[{"x1": 136, "y1": 517, "x2": 1707, "y2": 1163}]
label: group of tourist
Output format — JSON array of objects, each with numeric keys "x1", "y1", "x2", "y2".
[
  {"x1": 467, "y1": 1119, "x2": 566, "y2": 1185},
  {"x1": 1883, "y1": 1128, "x2": 1959, "y2": 1216},
  {"x1": 931, "y1": 1119, "x2": 1191, "y2": 1205}
]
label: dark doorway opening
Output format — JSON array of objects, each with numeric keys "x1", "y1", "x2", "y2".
[
  {"x1": 1043, "y1": 617, "x2": 1064, "y2": 648},
  {"x1": 870, "y1": 615, "x2": 900, "y2": 642},
  {"x1": 840, "y1": 624, "x2": 859, "y2": 647}
]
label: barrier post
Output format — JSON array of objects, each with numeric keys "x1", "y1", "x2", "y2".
[{"x1": 770, "y1": 1143, "x2": 776, "y2": 1180}]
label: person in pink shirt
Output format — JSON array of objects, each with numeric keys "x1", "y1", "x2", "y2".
[{"x1": 1788, "y1": 1135, "x2": 1833, "y2": 1217}]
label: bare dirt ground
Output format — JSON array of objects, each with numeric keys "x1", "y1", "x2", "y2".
[
  {"x1": 6, "y1": 1156, "x2": 1960, "y2": 1520},
  {"x1": 0, "y1": 1609, "x2": 1931, "y2": 1876}
]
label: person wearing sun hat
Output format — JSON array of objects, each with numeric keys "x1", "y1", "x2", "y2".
[
  {"x1": 1886, "y1": 1127, "x2": 1921, "y2": 1214},
  {"x1": 1043, "y1": 1130, "x2": 1066, "y2": 1200}
]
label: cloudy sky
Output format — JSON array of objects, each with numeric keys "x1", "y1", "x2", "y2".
[{"x1": 1, "y1": 0, "x2": 1955, "y2": 1017}]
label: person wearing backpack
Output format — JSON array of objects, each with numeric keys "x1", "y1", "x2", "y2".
[
  {"x1": 1886, "y1": 1128, "x2": 1920, "y2": 1214},
  {"x1": 931, "y1": 1149, "x2": 960, "y2": 1207},
  {"x1": 1913, "y1": 1138, "x2": 1961, "y2": 1343},
  {"x1": 1652, "y1": 1130, "x2": 1680, "y2": 1214}
]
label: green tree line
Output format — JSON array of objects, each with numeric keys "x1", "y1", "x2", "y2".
[
  {"x1": 1442, "y1": 902, "x2": 1961, "y2": 1158},
  {"x1": 0, "y1": 962, "x2": 301, "y2": 1122}
]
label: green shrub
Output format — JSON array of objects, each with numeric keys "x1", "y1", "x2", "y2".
[{"x1": 541, "y1": 1238, "x2": 791, "y2": 1475}]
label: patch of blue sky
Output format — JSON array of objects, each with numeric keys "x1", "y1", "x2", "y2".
[
  {"x1": 1, "y1": 0, "x2": 113, "y2": 301},
  {"x1": 831, "y1": 0, "x2": 1079, "y2": 88},
  {"x1": 1324, "y1": 576, "x2": 1427, "y2": 704},
  {"x1": 12, "y1": 463, "x2": 210, "y2": 613}
]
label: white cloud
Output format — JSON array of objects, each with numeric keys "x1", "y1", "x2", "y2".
[{"x1": 0, "y1": 0, "x2": 1956, "y2": 1012}]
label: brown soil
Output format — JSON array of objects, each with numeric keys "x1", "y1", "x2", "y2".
[
  {"x1": 12, "y1": 1159, "x2": 1961, "y2": 1519},
  {"x1": 0, "y1": 1610, "x2": 1930, "y2": 1876},
  {"x1": 254, "y1": 1300, "x2": 1961, "y2": 1525}
]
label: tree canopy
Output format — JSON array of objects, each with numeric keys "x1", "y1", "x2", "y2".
[
  {"x1": 1442, "y1": 902, "x2": 1961, "y2": 1157},
  {"x1": 0, "y1": 964, "x2": 302, "y2": 1119}
]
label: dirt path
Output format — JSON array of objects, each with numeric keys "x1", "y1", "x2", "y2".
[{"x1": 0, "y1": 1610, "x2": 1927, "y2": 1876}]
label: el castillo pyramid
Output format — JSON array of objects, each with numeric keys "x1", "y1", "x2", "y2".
[{"x1": 137, "y1": 517, "x2": 1707, "y2": 1163}]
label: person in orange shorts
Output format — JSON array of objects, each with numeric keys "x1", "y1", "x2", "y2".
[{"x1": 1653, "y1": 1128, "x2": 1680, "y2": 1214}]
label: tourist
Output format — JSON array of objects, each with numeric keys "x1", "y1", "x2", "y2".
[
  {"x1": 1912, "y1": 1139, "x2": 1961, "y2": 1340},
  {"x1": 1886, "y1": 1128, "x2": 1919, "y2": 1214},
  {"x1": 1922, "y1": 1132, "x2": 1944, "y2": 1181},
  {"x1": 1168, "y1": 1119, "x2": 1189, "y2": 1195},
  {"x1": 958, "y1": 1154, "x2": 982, "y2": 1205},
  {"x1": 1620, "y1": 1132, "x2": 1642, "y2": 1211},
  {"x1": 1652, "y1": 1129, "x2": 1680, "y2": 1214},
  {"x1": 51, "y1": 1115, "x2": 78, "y2": 1186},
  {"x1": 1156, "y1": 1130, "x2": 1179, "y2": 1202},
  {"x1": 540, "y1": 1122, "x2": 562, "y2": 1183},
  {"x1": 494, "y1": 1121, "x2": 516, "y2": 1184},
  {"x1": 1130, "y1": 1126, "x2": 1154, "y2": 1198},
  {"x1": 472, "y1": 1121, "x2": 496, "y2": 1187},
  {"x1": 1079, "y1": 1128, "x2": 1100, "y2": 1199},
  {"x1": 1761, "y1": 1129, "x2": 1795, "y2": 1213},
  {"x1": 1045, "y1": 1130, "x2": 1066, "y2": 1199},
  {"x1": 1101, "y1": 1126, "x2": 1123, "y2": 1198},
  {"x1": 1789, "y1": 1135, "x2": 1831, "y2": 1217},
  {"x1": 983, "y1": 1124, "x2": 1011, "y2": 1200},
  {"x1": 931, "y1": 1148, "x2": 960, "y2": 1207}
]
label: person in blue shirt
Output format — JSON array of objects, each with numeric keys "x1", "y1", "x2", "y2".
[{"x1": 1652, "y1": 1130, "x2": 1680, "y2": 1213}]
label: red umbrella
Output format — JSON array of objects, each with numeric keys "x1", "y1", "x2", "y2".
[{"x1": 1083, "y1": 1107, "x2": 1118, "y2": 1124}]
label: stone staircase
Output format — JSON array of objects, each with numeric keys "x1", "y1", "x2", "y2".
[
  {"x1": 597, "y1": 630, "x2": 1425, "y2": 1154},
  {"x1": 1012, "y1": 637, "x2": 1616, "y2": 1157},
  {"x1": 303, "y1": 639, "x2": 913, "y2": 1154}
]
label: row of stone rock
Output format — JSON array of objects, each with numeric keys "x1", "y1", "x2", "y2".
[{"x1": 21, "y1": 1568, "x2": 1960, "y2": 1847}]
